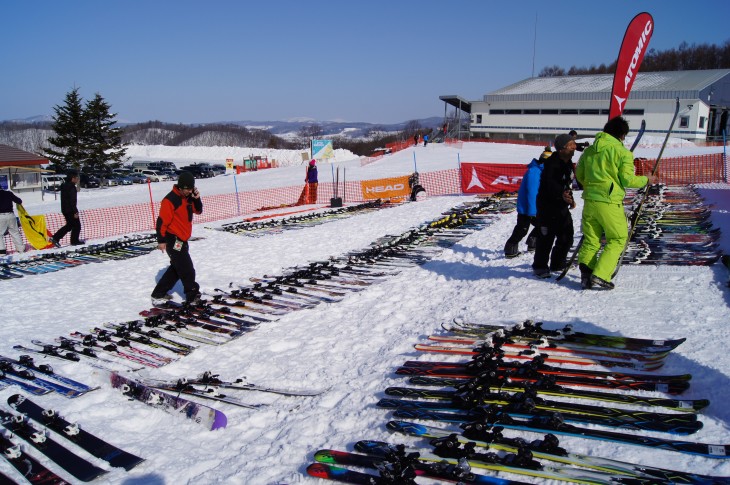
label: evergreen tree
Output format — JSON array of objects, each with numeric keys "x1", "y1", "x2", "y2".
[
  {"x1": 85, "y1": 93, "x2": 126, "y2": 172},
  {"x1": 44, "y1": 87, "x2": 90, "y2": 172}
]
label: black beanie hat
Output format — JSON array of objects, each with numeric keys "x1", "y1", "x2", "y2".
[
  {"x1": 554, "y1": 134, "x2": 573, "y2": 151},
  {"x1": 178, "y1": 171, "x2": 195, "y2": 189}
]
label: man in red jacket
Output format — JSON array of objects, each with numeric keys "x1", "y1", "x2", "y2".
[{"x1": 151, "y1": 171, "x2": 203, "y2": 306}]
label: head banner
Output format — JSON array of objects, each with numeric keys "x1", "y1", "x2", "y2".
[{"x1": 609, "y1": 12, "x2": 654, "y2": 119}]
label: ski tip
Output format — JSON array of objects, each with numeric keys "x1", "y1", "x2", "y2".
[{"x1": 211, "y1": 410, "x2": 228, "y2": 430}]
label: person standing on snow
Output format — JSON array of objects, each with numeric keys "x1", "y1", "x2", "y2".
[
  {"x1": 50, "y1": 170, "x2": 84, "y2": 247},
  {"x1": 306, "y1": 159, "x2": 318, "y2": 204},
  {"x1": 151, "y1": 171, "x2": 203, "y2": 306},
  {"x1": 503, "y1": 147, "x2": 551, "y2": 258},
  {"x1": 0, "y1": 188, "x2": 26, "y2": 254},
  {"x1": 532, "y1": 134, "x2": 577, "y2": 278},
  {"x1": 575, "y1": 116, "x2": 655, "y2": 290}
]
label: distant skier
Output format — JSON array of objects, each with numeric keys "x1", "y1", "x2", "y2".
[
  {"x1": 569, "y1": 130, "x2": 590, "y2": 152},
  {"x1": 151, "y1": 171, "x2": 203, "y2": 305},
  {"x1": 306, "y1": 159, "x2": 318, "y2": 204},
  {"x1": 423, "y1": 134, "x2": 429, "y2": 147},
  {"x1": 413, "y1": 133, "x2": 419, "y2": 146},
  {"x1": 504, "y1": 147, "x2": 551, "y2": 258}
]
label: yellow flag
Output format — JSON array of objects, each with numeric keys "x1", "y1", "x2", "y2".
[{"x1": 17, "y1": 204, "x2": 53, "y2": 250}]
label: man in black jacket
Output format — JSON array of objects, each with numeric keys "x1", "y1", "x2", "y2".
[
  {"x1": 50, "y1": 171, "x2": 84, "y2": 247},
  {"x1": 532, "y1": 134, "x2": 577, "y2": 278}
]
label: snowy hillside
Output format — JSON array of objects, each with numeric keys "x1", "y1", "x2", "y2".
[{"x1": 1, "y1": 141, "x2": 729, "y2": 484}]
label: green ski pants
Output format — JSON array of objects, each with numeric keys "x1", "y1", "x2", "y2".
[{"x1": 578, "y1": 199, "x2": 628, "y2": 282}]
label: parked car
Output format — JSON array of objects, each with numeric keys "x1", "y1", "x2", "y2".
[
  {"x1": 41, "y1": 174, "x2": 66, "y2": 191},
  {"x1": 110, "y1": 173, "x2": 133, "y2": 185},
  {"x1": 181, "y1": 164, "x2": 213, "y2": 178},
  {"x1": 80, "y1": 173, "x2": 101, "y2": 189},
  {"x1": 95, "y1": 173, "x2": 118, "y2": 187},
  {"x1": 211, "y1": 164, "x2": 226, "y2": 175},
  {"x1": 128, "y1": 173, "x2": 149, "y2": 184},
  {"x1": 140, "y1": 170, "x2": 164, "y2": 182}
]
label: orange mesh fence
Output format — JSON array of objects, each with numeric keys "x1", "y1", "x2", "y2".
[
  {"x1": 4, "y1": 154, "x2": 727, "y2": 252},
  {"x1": 635, "y1": 153, "x2": 726, "y2": 185}
]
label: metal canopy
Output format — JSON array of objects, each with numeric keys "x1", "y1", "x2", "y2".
[{"x1": 439, "y1": 95, "x2": 472, "y2": 114}]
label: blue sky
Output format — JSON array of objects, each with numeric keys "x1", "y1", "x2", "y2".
[{"x1": 3, "y1": 0, "x2": 729, "y2": 125}]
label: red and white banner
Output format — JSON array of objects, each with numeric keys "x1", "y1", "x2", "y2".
[
  {"x1": 609, "y1": 12, "x2": 654, "y2": 119},
  {"x1": 460, "y1": 163, "x2": 526, "y2": 194}
]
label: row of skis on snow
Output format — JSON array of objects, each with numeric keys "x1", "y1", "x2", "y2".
[
  {"x1": 213, "y1": 199, "x2": 396, "y2": 237},
  {"x1": 0, "y1": 197, "x2": 515, "y2": 483},
  {"x1": 0, "y1": 234, "x2": 159, "y2": 280},
  {"x1": 620, "y1": 184, "x2": 721, "y2": 266},
  {"x1": 306, "y1": 319, "x2": 729, "y2": 485}
]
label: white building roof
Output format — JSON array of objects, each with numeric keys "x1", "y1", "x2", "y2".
[{"x1": 484, "y1": 69, "x2": 730, "y2": 102}]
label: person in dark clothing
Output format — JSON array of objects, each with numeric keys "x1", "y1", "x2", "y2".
[
  {"x1": 0, "y1": 189, "x2": 26, "y2": 254},
  {"x1": 305, "y1": 159, "x2": 318, "y2": 204},
  {"x1": 532, "y1": 134, "x2": 577, "y2": 278},
  {"x1": 413, "y1": 133, "x2": 419, "y2": 146},
  {"x1": 50, "y1": 171, "x2": 84, "y2": 247},
  {"x1": 569, "y1": 130, "x2": 590, "y2": 152},
  {"x1": 504, "y1": 147, "x2": 552, "y2": 258},
  {"x1": 151, "y1": 171, "x2": 203, "y2": 305}
]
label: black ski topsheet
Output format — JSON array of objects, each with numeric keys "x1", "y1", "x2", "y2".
[
  {"x1": 0, "y1": 409, "x2": 108, "y2": 482},
  {"x1": 7, "y1": 394, "x2": 145, "y2": 470},
  {"x1": 0, "y1": 431, "x2": 71, "y2": 485},
  {"x1": 388, "y1": 410, "x2": 730, "y2": 459}
]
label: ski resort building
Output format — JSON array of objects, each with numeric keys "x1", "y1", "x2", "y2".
[
  {"x1": 442, "y1": 69, "x2": 730, "y2": 142},
  {"x1": 0, "y1": 144, "x2": 50, "y2": 193}
]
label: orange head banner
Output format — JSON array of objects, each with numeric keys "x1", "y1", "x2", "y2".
[
  {"x1": 460, "y1": 162, "x2": 526, "y2": 194},
  {"x1": 361, "y1": 175, "x2": 411, "y2": 200}
]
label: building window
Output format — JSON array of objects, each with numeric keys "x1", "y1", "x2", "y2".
[
  {"x1": 560, "y1": 109, "x2": 579, "y2": 114},
  {"x1": 580, "y1": 109, "x2": 599, "y2": 115},
  {"x1": 623, "y1": 109, "x2": 645, "y2": 115},
  {"x1": 505, "y1": 109, "x2": 521, "y2": 114},
  {"x1": 476, "y1": 114, "x2": 482, "y2": 123},
  {"x1": 699, "y1": 116, "x2": 706, "y2": 129},
  {"x1": 541, "y1": 109, "x2": 559, "y2": 114},
  {"x1": 679, "y1": 116, "x2": 689, "y2": 128},
  {"x1": 523, "y1": 109, "x2": 539, "y2": 114},
  {"x1": 489, "y1": 109, "x2": 505, "y2": 114}
]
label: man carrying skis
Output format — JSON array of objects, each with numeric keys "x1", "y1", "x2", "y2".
[
  {"x1": 532, "y1": 134, "x2": 577, "y2": 278},
  {"x1": 151, "y1": 171, "x2": 203, "y2": 305},
  {"x1": 504, "y1": 147, "x2": 551, "y2": 258},
  {"x1": 575, "y1": 116, "x2": 655, "y2": 290}
]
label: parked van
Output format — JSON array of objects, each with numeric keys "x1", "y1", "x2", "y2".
[
  {"x1": 131, "y1": 161, "x2": 152, "y2": 170},
  {"x1": 139, "y1": 170, "x2": 165, "y2": 182},
  {"x1": 148, "y1": 161, "x2": 176, "y2": 172},
  {"x1": 41, "y1": 174, "x2": 66, "y2": 191}
]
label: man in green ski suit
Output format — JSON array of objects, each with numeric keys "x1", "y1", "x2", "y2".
[{"x1": 575, "y1": 116, "x2": 655, "y2": 290}]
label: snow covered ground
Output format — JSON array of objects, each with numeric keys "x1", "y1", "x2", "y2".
[{"x1": 1, "y1": 140, "x2": 730, "y2": 484}]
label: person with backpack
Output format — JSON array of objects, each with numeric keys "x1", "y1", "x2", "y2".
[
  {"x1": 151, "y1": 171, "x2": 203, "y2": 305},
  {"x1": 504, "y1": 147, "x2": 552, "y2": 258}
]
